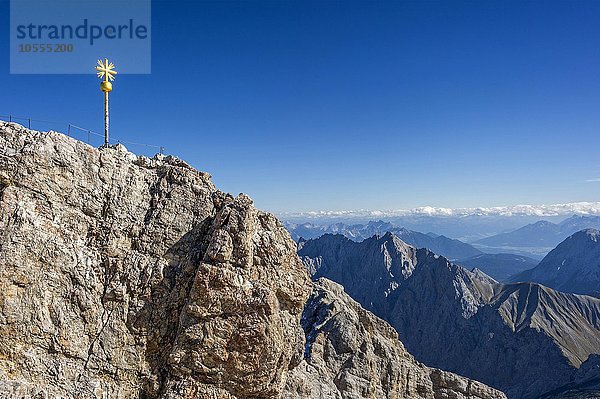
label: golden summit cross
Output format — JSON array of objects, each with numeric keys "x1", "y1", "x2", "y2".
[{"x1": 95, "y1": 59, "x2": 117, "y2": 147}]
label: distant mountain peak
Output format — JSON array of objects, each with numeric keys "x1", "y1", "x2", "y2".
[
  {"x1": 365, "y1": 219, "x2": 393, "y2": 227},
  {"x1": 285, "y1": 220, "x2": 482, "y2": 260},
  {"x1": 476, "y1": 215, "x2": 600, "y2": 252},
  {"x1": 509, "y1": 228, "x2": 600, "y2": 295}
]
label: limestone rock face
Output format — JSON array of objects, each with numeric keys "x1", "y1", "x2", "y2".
[
  {"x1": 0, "y1": 122, "x2": 311, "y2": 398},
  {"x1": 0, "y1": 121, "x2": 505, "y2": 399},
  {"x1": 284, "y1": 279, "x2": 506, "y2": 399}
]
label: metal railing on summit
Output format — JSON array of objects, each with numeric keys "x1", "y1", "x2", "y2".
[{"x1": 0, "y1": 114, "x2": 164, "y2": 154}]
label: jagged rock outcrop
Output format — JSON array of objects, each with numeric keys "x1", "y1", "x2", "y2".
[
  {"x1": 509, "y1": 229, "x2": 600, "y2": 295},
  {"x1": 0, "y1": 121, "x2": 311, "y2": 398},
  {"x1": 300, "y1": 233, "x2": 600, "y2": 399},
  {"x1": 0, "y1": 122, "x2": 503, "y2": 399},
  {"x1": 284, "y1": 278, "x2": 506, "y2": 399},
  {"x1": 300, "y1": 233, "x2": 418, "y2": 318}
]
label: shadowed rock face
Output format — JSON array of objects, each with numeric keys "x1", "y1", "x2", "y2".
[
  {"x1": 510, "y1": 229, "x2": 600, "y2": 295},
  {"x1": 285, "y1": 278, "x2": 506, "y2": 399},
  {"x1": 300, "y1": 233, "x2": 600, "y2": 399},
  {"x1": 0, "y1": 122, "x2": 503, "y2": 399},
  {"x1": 0, "y1": 122, "x2": 311, "y2": 398}
]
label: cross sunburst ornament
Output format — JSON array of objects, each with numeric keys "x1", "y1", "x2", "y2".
[
  {"x1": 95, "y1": 58, "x2": 117, "y2": 81},
  {"x1": 95, "y1": 58, "x2": 117, "y2": 147}
]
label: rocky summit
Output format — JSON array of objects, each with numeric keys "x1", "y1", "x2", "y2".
[
  {"x1": 0, "y1": 121, "x2": 503, "y2": 399},
  {"x1": 0, "y1": 121, "x2": 310, "y2": 398}
]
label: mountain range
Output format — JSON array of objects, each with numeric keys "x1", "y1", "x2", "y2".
[
  {"x1": 288, "y1": 220, "x2": 482, "y2": 260},
  {"x1": 288, "y1": 220, "x2": 540, "y2": 281},
  {"x1": 509, "y1": 229, "x2": 600, "y2": 295},
  {"x1": 282, "y1": 205, "x2": 600, "y2": 242},
  {"x1": 299, "y1": 232, "x2": 600, "y2": 399},
  {"x1": 475, "y1": 215, "x2": 600, "y2": 252}
]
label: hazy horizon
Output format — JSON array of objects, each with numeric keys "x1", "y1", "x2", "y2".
[{"x1": 277, "y1": 200, "x2": 600, "y2": 219}]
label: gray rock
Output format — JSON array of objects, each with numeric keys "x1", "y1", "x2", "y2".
[
  {"x1": 284, "y1": 278, "x2": 506, "y2": 399},
  {"x1": 300, "y1": 232, "x2": 600, "y2": 399},
  {"x1": 0, "y1": 121, "x2": 311, "y2": 398}
]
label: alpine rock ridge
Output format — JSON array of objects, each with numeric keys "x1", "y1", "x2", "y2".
[
  {"x1": 299, "y1": 232, "x2": 600, "y2": 399},
  {"x1": 509, "y1": 229, "x2": 600, "y2": 295},
  {"x1": 0, "y1": 121, "x2": 504, "y2": 399}
]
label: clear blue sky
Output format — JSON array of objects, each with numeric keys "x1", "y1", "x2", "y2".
[{"x1": 1, "y1": 0, "x2": 599, "y2": 213}]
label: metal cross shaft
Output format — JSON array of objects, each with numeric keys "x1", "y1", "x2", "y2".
[{"x1": 95, "y1": 59, "x2": 117, "y2": 147}]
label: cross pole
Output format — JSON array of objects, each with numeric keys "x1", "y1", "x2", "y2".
[{"x1": 95, "y1": 59, "x2": 117, "y2": 147}]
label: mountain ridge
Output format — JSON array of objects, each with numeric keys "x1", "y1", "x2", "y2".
[
  {"x1": 285, "y1": 278, "x2": 506, "y2": 399},
  {"x1": 299, "y1": 231, "x2": 600, "y2": 399},
  {"x1": 509, "y1": 228, "x2": 600, "y2": 295},
  {"x1": 287, "y1": 220, "x2": 482, "y2": 260},
  {"x1": 476, "y1": 216, "x2": 600, "y2": 249}
]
